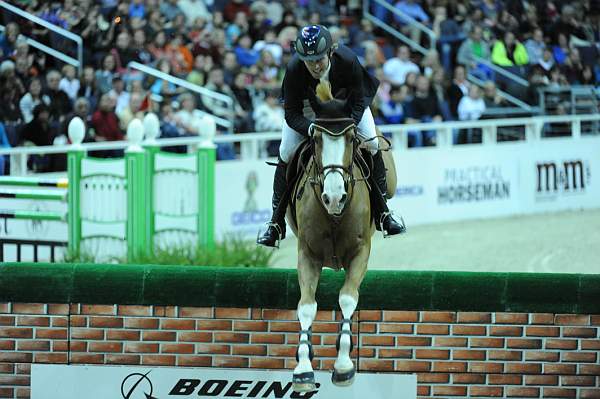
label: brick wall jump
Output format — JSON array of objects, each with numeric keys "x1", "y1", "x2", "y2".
[{"x1": 1, "y1": 302, "x2": 599, "y2": 399}]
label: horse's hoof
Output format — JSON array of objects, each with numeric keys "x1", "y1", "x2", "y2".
[
  {"x1": 293, "y1": 372, "x2": 316, "y2": 393},
  {"x1": 332, "y1": 368, "x2": 356, "y2": 387}
]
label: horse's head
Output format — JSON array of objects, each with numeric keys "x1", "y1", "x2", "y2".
[{"x1": 309, "y1": 82, "x2": 357, "y2": 216}]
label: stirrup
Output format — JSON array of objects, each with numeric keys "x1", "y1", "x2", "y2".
[
  {"x1": 256, "y1": 222, "x2": 284, "y2": 248},
  {"x1": 378, "y1": 212, "x2": 406, "y2": 238}
]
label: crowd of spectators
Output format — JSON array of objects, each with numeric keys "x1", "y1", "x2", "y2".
[{"x1": 0, "y1": 0, "x2": 599, "y2": 174}]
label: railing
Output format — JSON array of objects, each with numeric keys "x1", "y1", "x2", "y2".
[
  {"x1": 1, "y1": 114, "x2": 599, "y2": 175},
  {"x1": 0, "y1": 0, "x2": 83, "y2": 75},
  {"x1": 468, "y1": 74, "x2": 534, "y2": 111},
  {"x1": 127, "y1": 62, "x2": 234, "y2": 131},
  {"x1": 0, "y1": 238, "x2": 67, "y2": 262},
  {"x1": 363, "y1": 0, "x2": 435, "y2": 55}
]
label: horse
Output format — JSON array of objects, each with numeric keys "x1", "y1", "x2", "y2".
[{"x1": 286, "y1": 82, "x2": 396, "y2": 392}]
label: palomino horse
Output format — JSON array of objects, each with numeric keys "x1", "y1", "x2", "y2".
[{"x1": 286, "y1": 82, "x2": 396, "y2": 392}]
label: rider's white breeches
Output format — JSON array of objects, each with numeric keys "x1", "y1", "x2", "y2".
[{"x1": 279, "y1": 107, "x2": 379, "y2": 163}]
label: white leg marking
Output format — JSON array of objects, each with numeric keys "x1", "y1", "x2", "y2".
[
  {"x1": 295, "y1": 302, "x2": 317, "y2": 375},
  {"x1": 335, "y1": 294, "x2": 358, "y2": 371}
]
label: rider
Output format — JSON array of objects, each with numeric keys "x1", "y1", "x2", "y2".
[{"x1": 257, "y1": 24, "x2": 406, "y2": 247}]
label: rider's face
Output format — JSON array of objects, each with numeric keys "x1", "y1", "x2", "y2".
[{"x1": 303, "y1": 55, "x2": 329, "y2": 79}]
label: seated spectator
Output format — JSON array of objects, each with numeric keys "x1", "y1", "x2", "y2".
[
  {"x1": 458, "y1": 86, "x2": 486, "y2": 121},
  {"x1": 446, "y1": 65, "x2": 470, "y2": 119},
  {"x1": 18, "y1": 104, "x2": 59, "y2": 172},
  {"x1": 309, "y1": 0, "x2": 337, "y2": 26},
  {"x1": 95, "y1": 54, "x2": 117, "y2": 94},
  {"x1": 226, "y1": 11, "x2": 250, "y2": 47},
  {"x1": 538, "y1": 49, "x2": 555, "y2": 73},
  {"x1": 525, "y1": 28, "x2": 547, "y2": 66},
  {"x1": 552, "y1": 33, "x2": 570, "y2": 66},
  {"x1": 223, "y1": 0, "x2": 250, "y2": 23},
  {"x1": 248, "y1": 1, "x2": 271, "y2": 42},
  {"x1": 160, "y1": 0, "x2": 184, "y2": 21},
  {"x1": 0, "y1": 22, "x2": 20, "y2": 56},
  {"x1": 59, "y1": 64, "x2": 80, "y2": 102},
  {"x1": 432, "y1": 5, "x2": 464, "y2": 71},
  {"x1": 63, "y1": 97, "x2": 94, "y2": 142},
  {"x1": 253, "y1": 29, "x2": 283, "y2": 66},
  {"x1": 116, "y1": 92, "x2": 144, "y2": 131},
  {"x1": 20, "y1": 77, "x2": 51, "y2": 124},
  {"x1": 393, "y1": 0, "x2": 430, "y2": 27},
  {"x1": 457, "y1": 26, "x2": 490, "y2": 70},
  {"x1": 561, "y1": 48, "x2": 585, "y2": 84},
  {"x1": 491, "y1": 31, "x2": 529, "y2": 67},
  {"x1": 173, "y1": 93, "x2": 204, "y2": 136},
  {"x1": 108, "y1": 76, "x2": 130, "y2": 115},
  {"x1": 482, "y1": 81, "x2": 507, "y2": 108},
  {"x1": 231, "y1": 73, "x2": 254, "y2": 133},
  {"x1": 111, "y1": 30, "x2": 141, "y2": 73},
  {"x1": 234, "y1": 34, "x2": 260, "y2": 68},
  {"x1": 382, "y1": 45, "x2": 420, "y2": 86},
  {"x1": 406, "y1": 75, "x2": 443, "y2": 147},
  {"x1": 380, "y1": 85, "x2": 410, "y2": 124},
  {"x1": 165, "y1": 32, "x2": 194, "y2": 76},
  {"x1": 91, "y1": 93, "x2": 124, "y2": 148},
  {"x1": 45, "y1": 70, "x2": 72, "y2": 125},
  {"x1": 254, "y1": 49, "x2": 281, "y2": 92},
  {"x1": 131, "y1": 29, "x2": 152, "y2": 65},
  {"x1": 149, "y1": 59, "x2": 184, "y2": 99},
  {"x1": 178, "y1": 0, "x2": 210, "y2": 26},
  {"x1": 253, "y1": 89, "x2": 284, "y2": 156}
]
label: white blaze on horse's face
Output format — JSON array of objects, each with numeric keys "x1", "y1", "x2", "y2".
[{"x1": 320, "y1": 131, "x2": 347, "y2": 215}]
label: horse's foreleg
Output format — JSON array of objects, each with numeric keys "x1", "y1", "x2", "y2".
[
  {"x1": 333, "y1": 245, "x2": 370, "y2": 386},
  {"x1": 293, "y1": 248, "x2": 321, "y2": 393}
]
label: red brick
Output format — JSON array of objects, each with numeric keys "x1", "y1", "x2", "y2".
[
  {"x1": 383, "y1": 311, "x2": 419, "y2": 322},
  {"x1": 12, "y1": 303, "x2": 45, "y2": 314},
  {"x1": 563, "y1": 327, "x2": 597, "y2": 337},
  {"x1": 249, "y1": 358, "x2": 285, "y2": 369},
  {"x1": 452, "y1": 325, "x2": 487, "y2": 335},
  {"x1": 452, "y1": 373, "x2": 485, "y2": 384},
  {"x1": 490, "y1": 326, "x2": 523, "y2": 336},
  {"x1": 178, "y1": 332, "x2": 212, "y2": 342},
  {"x1": 417, "y1": 373, "x2": 449, "y2": 383},
  {"x1": 124, "y1": 318, "x2": 159, "y2": 329},
  {"x1": 117, "y1": 305, "x2": 152, "y2": 316},
  {"x1": 395, "y1": 361, "x2": 431, "y2": 372},
  {"x1": 432, "y1": 386, "x2": 467, "y2": 396},
  {"x1": 562, "y1": 351, "x2": 596, "y2": 362},
  {"x1": 581, "y1": 340, "x2": 600, "y2": 350},
  {"x1": 560, "y1": 376, "x2": 596, "y2": 386},
  {"x1": 592, "y1": 316, "x2": 600, "y2": 326},
  {"x1": 506, "y1": 363, "x2": 542, "y2": 374},
  {"x1": 495, "y1": 313, "x2": 528, "y2": 324},
  {"x1": 35, "y1": 328, "x2": 68, "y2": 339},
  {"x1": 311, "y1": 322, "x2": 339, "y2": 333},
  {"x1": 268, "y1": 345, "x2": 295, "y2": 357},
  {"x1": 81, "y1": 304, "x2": 115, "y2": 315},
  {"x1": 359, "y1": 348, "x2": 375, "y2": 357},
  {"x1": 471, "y1": 386, "x2": 504, "y2": 397},
  {"x1": 156, "y1": 306, "x2": 177, "y2": 317},
  {"x1": 142, "y1": 331, "x2": 176, "y2": 341},
  {"x1": 555, "y1": 314, "x2": 589, "y2": 325},
  {"x1": 378, "y1": 323, "x2": 413, "y2": 334},
  {"x1": 70, "y1": 353, "x2": 104, "y2": 364},
  {"x1": 488, "y1": 350, "x2": 522, "y2": 361},
  {"x1": 88, "y1": 342, "x2": 123, "y2": 353},
  {"x1": 233, "y1": 321, "x2": 268, "y2": 332},
  {"x1": 142, "y1": 355, "x2": 176, "y2": 366},
  {"x1": 213, "y1": 357, "x2": 248, "y2": 368},
  {"x1": 417, "y1": 324, "x2": 449, "y2": 335},
  {"x1": 178, "y1": 356, "x2": 212, "y2": 367},
  {"x1": 358, "y1": 310, "x2": 381, "y2": 321},
  {"x1": 507, "y1": 387, "x2": 540, "y2": 397},
  {"x1": 579, "y1": 365, "x2": 600, "y2": 375},
  {"x1": 161, "y1": 319, "x2": 195, "y2": 330},
  {"x1": 106, "y1": 355, "x2": 140, "y2": 365},
  {"x1": 0, "y1": 340, "x2": 15, "y2": 350},
  {"x1": 0, "y1": 316, "x2": 14, "y2": 326},
  {"x1": 16, "y1": 341, "x2": 50, "y2": 351},
  {"x1": 507, "y1": 338, "x2": 542, "y2": 349},
  {"x1": 359, "y1": 359, "x2": 394, "y2": 371},
  {"x1": 525, "y1": 351, "x2": 559, "y2": 362},
  {"x1": 470, "y1": 338, "x2": 504, "y2": 348},
  {"x1": 178, "y1": 307, "x2": 213, "y2": 318},
  {"x1": 197, "y1": 320, "x2": 233, "y2": 331},
  {"x1": 71, "y1": 328, "x2": 104, "y2": 340},
  {"x1": 52, "y1": 317, "x2": 68, "y2": 327},
  {"x1": 489, "y1": 374, "x2": 522, "y2": 384},
  {"x1": 457, "y1": 312, "x2": 491, "y2": 323},
  {"x1": 396, "y1": 336, "x2": 432, "y2": 346},
  {"x1": 70, "y1": 341, "x2": 87, "y2": 352},
  {"x1": 415, "y1": 349, "x2": 449, "y2": 360},
  {"x1": 70, "y1": 315, "x2": 87, "y2": 327},
  {"x1": 379, "y1": 349, "x2": 412, "y2": 358},
  {"x1": 106, "y1": 330, "x2": 140, "y2": 341},
  {"x1": 432, "y1": 361, "x2": 467, "y2": 373},
  {"x1": 422, "y1": 311, "x2": 456, "y2": 323},
  {"x1": 544, "y1": 363, "x2": 577, "y2": 375},
  {"x1": 542, "y1": 388, "x2": 576, "y2": 398},
  {"x1": 197, "y1": 344, "x2": 231, "y2": 354},
  {"x1": 214, "y1": 308, "x2": 250, "y2": 319},
  {"x1": 580, "y1": 389, "x2": 600, "y2": 399},
  {"x1": 161, "y1": 343, "x2": 195, "y2": 354},
  {"x1": 0, "y1": 376, "x2": 29, "y2": 386},
  {"x1": 16, "y1": 316, "x2": 49, "y2": 327},
  {"x1": 452, "y1": 350, "x2": 486, "y2": 360},
  {"x1": 232, "y1": 345, "x2": 267, "y2": 356},
  {"x1": 0, "y1": 364, "x2": 14, "y2": 373},
  {"x1": 361, "y1": 335, "x2": 394, "y2": 346},
  {"x1": 0, "y1": 327, "x2": 33, "y2": 338},
  {"x1": 16, "y1": 388, "x2": 30, "y2": 398},
  {"x1": 214, "y1": 332, "x2": 249, "y2": 343},
  {"x1": 250, "y1": 333, "x2": 284, "y2": 344},
  {"x1": 434, "y1": 337, "x2": 467, "y2": 347},
  {"x1": 69, "y1": 304, "x2": 80, "y2": 314},
  {"x1": 315, "y1": 310, "x2": 334, "y2": 321},
  {"x1": 468, "y1": 362, "x2": 503, "y2": 373},
  {"x1": 525, "y1": 375, "x2": 559, "y2": 385},
  {"x1": 526, "y1": 326, "x2": 560, "y2": 337},
  {"x1": 52, "y1": 340, "x2": 68, "y2": 351},
  {"x1": 124, "y1": 343, "x2": 159, "y2": 353},
  {"x1": 251, "y1": 309, "x2": 262, "y2": 320},
  {"x1": 34, "y1": 353, "x2": 68, "y2": 364},
  {"x1": 359, "y1": 323, "x2": 378, "y2": 333},
  {"x1": 417, "y1": 386, "x2": 430, "y2": 397},
  {"x1": 89, "y1": 316, "x2": 123, "y2": 328},
  {"x1": 16, "y1": 364, "x2": 30, "y2": 374},
  {"x1": 262, "y1": 309, "x2": 296, "y2": 320},
  {"x1": 268, "y1": 321, "x2": 299, "y2": 332},
  {"x1": 0, "y1": 303, "x2": 9, "y2": 313},
  {"x1": 545, "y1": 339, "x2": 578, "y2": 349},
  {"x1": 531, "y1": 314, "x2": 555, "y2": 324},
  {"x1": 0, "y1": 388, "x2": 13, "y2": 398}
]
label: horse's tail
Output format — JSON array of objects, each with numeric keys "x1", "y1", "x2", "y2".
[{"x1": 316, "y1": 81, "x2": 333, "y2": 101}]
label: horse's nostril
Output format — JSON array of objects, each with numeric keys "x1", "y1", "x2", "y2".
[
  {"x1": 340, "y1": 194, "x2": 347, "y2": 204},
  {"x1": 322, "y1": 193, "x2": 330, "y2": 206}
]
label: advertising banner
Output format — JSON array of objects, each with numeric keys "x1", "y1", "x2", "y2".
[{"x1": 31, "y1": 364, "x2": 416, "y2": 399}]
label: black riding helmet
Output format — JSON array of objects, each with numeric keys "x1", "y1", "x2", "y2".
[{"x1": 293, "y1": 25, "x2": 333, "y2": 61}]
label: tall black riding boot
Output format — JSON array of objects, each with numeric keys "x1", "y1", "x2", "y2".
[
  {"x1": 370, "y1": 151, "x2": 406, "y2": 236},
  {"x1": 257, "y1": 159, "x2": 289, "y2": 247}
]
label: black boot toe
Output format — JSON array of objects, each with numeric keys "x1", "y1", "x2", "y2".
[
  {"x1": 382, "y1": 214, "x2": 406, "y2": 236},
  {"x1": 257, "y1": 224, "x2": 285, "y2": 247}
]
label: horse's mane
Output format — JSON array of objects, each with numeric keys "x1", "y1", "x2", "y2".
[{"x1": 316, "y1": 81, "x2": 333, "y2": 102}]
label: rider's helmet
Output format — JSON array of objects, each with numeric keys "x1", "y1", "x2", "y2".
[{"x1": 293, "y1": 25, "x2": 333, "y2": 61}]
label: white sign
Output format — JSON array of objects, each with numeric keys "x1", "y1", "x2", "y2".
[{"x1": 31, "y1": 364, "x2": 416, "y2": 399}]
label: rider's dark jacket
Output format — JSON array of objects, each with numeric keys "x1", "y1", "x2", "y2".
[{"x1": 281, "y1": 44, "x2": 380, "y2": 136}]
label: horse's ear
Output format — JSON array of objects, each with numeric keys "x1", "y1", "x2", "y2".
[{"x1": 307, "y1": 87, "x2": 323, "y2": 111}]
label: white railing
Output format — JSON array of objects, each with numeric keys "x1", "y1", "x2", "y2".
[
  {"x1": 1, "y1": 114, "x2": 599, "y2": 175},
  {"x1": 0, "y1": 0, "x2": 83, "y2": 75}
]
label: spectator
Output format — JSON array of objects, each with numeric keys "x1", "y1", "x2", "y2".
[
  {"x1": 253, "y1": 89, "x2": 284, "y2": 136},
  {"x1": 160, "y1": 0, "x2": 184, "y2": 21},
  {"x1": 117, "y1": 92, "x2": 145, "y2": 130},
  {"x1": 432, "y1": 5, "x2": 464, "y2": 71},
  {"x1": 457, "y1": 25, "x2": 491, "y2": 71},
  {"x1": 253, "y1": 29, "x2": 283, "y2": 66},
  {"x1": 91, "y1": 93, "x2": 124, "y2": 153},
  {"x1": 421, "y1": 49, "x2": 442, "y2": 78},
  {"x1": 58, "y1": 64, "x2": 81, "y2": 102},
  {"x1": 129, "y1": 0, "x2": 145, "y2": 19},
  {"x1": 231, "y1": 73, "x2": 254, "y2": 133},
  {"x1": 561, "y1": 48, "x2": 585, "y2": 84},
  {"x1": 406, "y1": 75, "x2": 443, "y2": 147},
  {"x1": 0, "y1": 22, "x2": 20, "y2": 57},
  {"x1": 254, "y1": 49, "x2": 280, "y2": 91},
  {"x1": 174, "y1": 92, "x2": 204, "y2": 136},
  {"x1": 234, "y1": 34, "x2": 260, "y2": 67},
  {"x1": 63, "y1": 97, "x2": 94, "y2": 142},
  {"x1": 248, "y1": 1, "x2": 272, "y2": 42},
  {"x1": 19, "y1": 104, "x2": 58, "y2": 172},
  {"x1": 20, "y1": 78, "x2": 51, "y2": 124},
  {"x1": 549, "y1": 4, "x2": 589, "y2": 45},
  {"x1": 145, "y1": 9, "x2": 165, "y2": 38},
  {"x1": 491, "y1": 31, "x2": 529, "y2": 67},
  {"x1": 165, "y1": 33, "x2": 194, "y2": 75},
  {"x1": 538, "y1": 48, "x2": 555, "y2": 72},
  {"x1": 482, "y1": 80, "x2": 507, "y2": 108},
  {"x1": 552, "y1": 33, "x2": 570, "y2": 66},
  {"x1": 382, "y1": 45, "x2": 420, "y2": 86},
  {"x1": 458, "y1": 86, "x2": 486, "y2": 121},
  {"x1": 308, "y1": 0, "x2": 337, "y2": 26},
  {"x1": 131, "y1": 29, "x2": 153, "y2": 65},
  {"x1": 525, "y1": 28, "x2": 546, "y2": 65},
  {"x1": 45, "y1": 70, "x2": 72, "y2": 124},
  {"x1": 96, "y1": 54, "x2": 118, "y2": 94},
  {"x1": 178, "y1": 0, "x2": 210, "y2": 25},
  {"x1": 224, "y1": 0, "x2": 250, "y2": 23},
  {"x1": 394, "y1": 0, "x2": 430, "y2": 44},
  {"x1": 111, "y1": 30, "x2": 140, "y2": 73},
  {"x1": 149, "y1": 59, "x2": 182, "y2": 99},
  {"x1": 446, "y1": 65, "x2": 470, "y2": 119},
  {"x1": 108, "y1": 76, "x2": 130, "y2": 115},
  {"x1": 380, "y1": 85, "x2": 409, "y2": 124}
]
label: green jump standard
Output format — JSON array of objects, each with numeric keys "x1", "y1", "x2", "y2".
[{"x1": 0, "y1": 263, "x2": 598, "y2": 314}]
